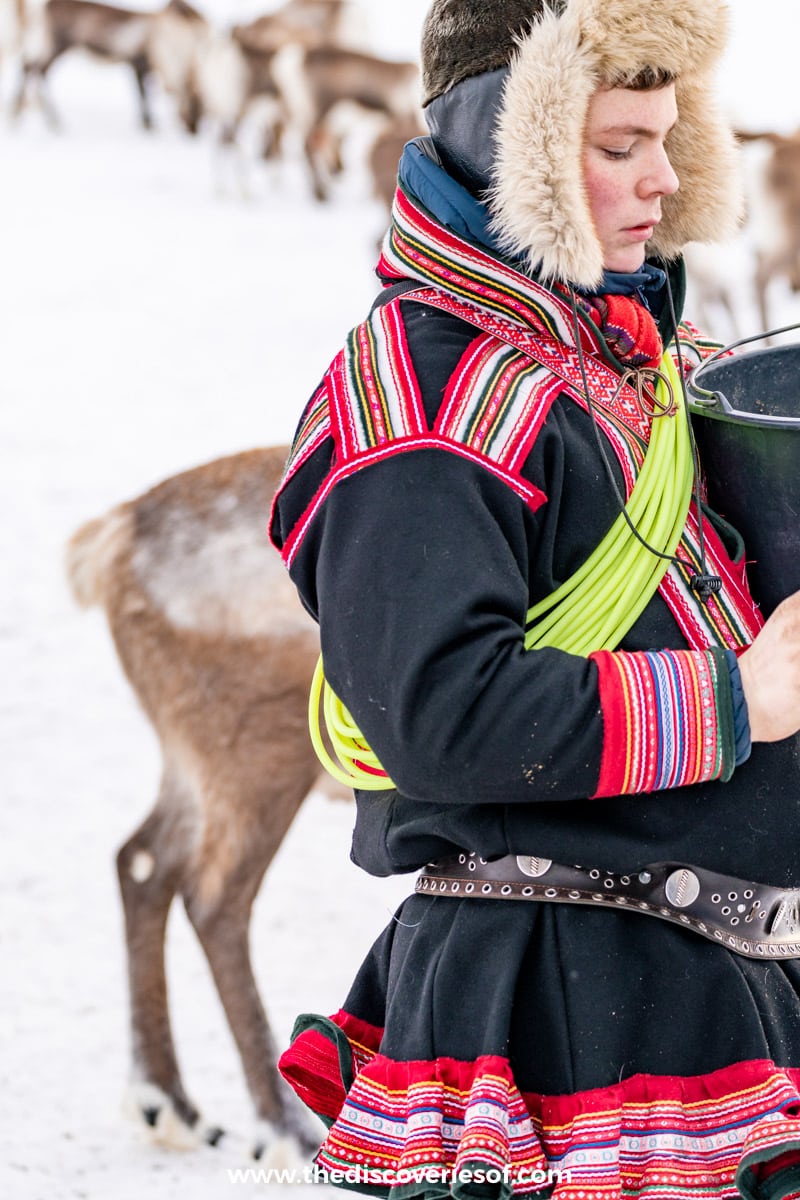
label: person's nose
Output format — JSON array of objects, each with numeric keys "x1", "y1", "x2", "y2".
[{"x1": 639, "y1": 146, "x2": 680, "y2": 198}]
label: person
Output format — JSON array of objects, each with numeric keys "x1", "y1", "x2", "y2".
[{"x1": 269, "y1": 1, "x2": 800, "y2": 1196}]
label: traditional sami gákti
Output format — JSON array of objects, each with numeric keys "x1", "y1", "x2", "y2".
[{"x1": 269, "y1": 1, "x2": 800, "y2": 1197}]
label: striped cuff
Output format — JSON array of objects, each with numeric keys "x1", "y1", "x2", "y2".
[{"x1": 589, "y1": 647, "x2": 736, "y2": 798}]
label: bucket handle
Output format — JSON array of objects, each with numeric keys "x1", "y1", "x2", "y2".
[{"x1": 687, "y1": 321, "x2": 800, "y2": 409}]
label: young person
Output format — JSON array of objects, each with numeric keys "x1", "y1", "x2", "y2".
[{"x1": 270, "y1": 1, "x2": 800, "y2": 1195}]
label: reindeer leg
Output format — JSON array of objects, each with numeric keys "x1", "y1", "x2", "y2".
[
  {"x1": 13, "y1": 62, "x2": 61, "y2": 128},
  {"x1": 116, "y1": 788, "x2": 216, "y2": 1145},
  {"x1": 10, "y1": 63, "x2": 30, "y2": 120},
  {"x1": 183, "y1": 875, "x2": 320, "y2": 1160},
  {"x1": 179, "y1": 89, "x2": 202, "y2": 136},
  {"x1": 132, "y1": 57, "x2": 153, "y2": 131},
  {"x1": 328, "y1": 128, "x2": 345, "y2": 177},
  {"x1": 304, "y1": 121, "x2": 331, "y2": 203},
  {"x1": 260, "y1": 114, "x2": 283, "y2": 162},
  {"x1": 230, "y1": 110, "x2": 253, "y2": 202}
]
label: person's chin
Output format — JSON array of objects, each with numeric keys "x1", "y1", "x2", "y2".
[{"x1": 605, "y1": 250, "x2": 647, "y2": 274}]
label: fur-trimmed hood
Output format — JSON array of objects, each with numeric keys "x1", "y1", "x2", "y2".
[{"x1": 423, "y1": 0, "x2": 743, "y2": 289}]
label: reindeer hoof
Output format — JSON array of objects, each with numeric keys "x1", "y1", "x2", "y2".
[
  {"x1": 252, "y1": 1121, "x2": 313, "y2": 1166},
  {"x1": 123, "y1": 1082, "x2": 214, "y2": 1150},
  {"x1": 205, "y1": 1126, "x2": 225, "y2": 1148}
]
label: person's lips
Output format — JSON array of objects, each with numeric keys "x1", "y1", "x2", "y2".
[
  {"x1": 624, "y1": 221, "x2": 658, "y2": 241},
  {"x1": 626, "y1": 215, "x2": 661, "y2": 235}
]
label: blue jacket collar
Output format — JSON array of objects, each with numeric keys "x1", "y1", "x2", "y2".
[
  {"x1": 589, "y1": 264, "x2": 668, "y2": 313},
  {"x1": 398, "y1": 139, "x2": 508, "y2": 258}
]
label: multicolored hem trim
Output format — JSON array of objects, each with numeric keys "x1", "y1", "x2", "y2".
[
  {"x1": 279, "y1": 1010, "x2": 800, "y2": 1200},
  {"x1": 588, "y1": 646, "x2": 735, "y2": 798}
]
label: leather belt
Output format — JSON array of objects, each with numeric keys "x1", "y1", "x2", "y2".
[{"x1": 415, "y1": 854, "x2": 800, "y2": 960}]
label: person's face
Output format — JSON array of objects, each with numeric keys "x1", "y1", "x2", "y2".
[{"x1": 583, "y1": 84, "x2": 680, "y2": 273}]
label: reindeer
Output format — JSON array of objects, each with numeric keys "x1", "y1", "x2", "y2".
[
  {"x1": 184, "y1": 1, "x2": 353, "y2": 193},
  {"x1": 65, "y1": 446, "x2": 331, "y2": 1159},
  {"x1": 146, "y1": 0, "x2": 209, "y2": 135},
  {"x1": 679, "y1": 131, "x2": 800, "y2": 344},
  {"x1": 14, "y1": 0, "x2": 204, "y2": 130},
  {"x1": 277, "y1": 44, "x2": 421, "y2": 202},
  {"x1": 15, "y1": 0, "x2": 156, "y2": 127},
  {"x1": 735, "y1": 129, "x2": 800, "y2": 334},
  {"x1": 233, "y1": 0, "x2": 363, "y2": 55},
  {"x1": 188, "y1": 24, "x2": 292, "y2": 195}
]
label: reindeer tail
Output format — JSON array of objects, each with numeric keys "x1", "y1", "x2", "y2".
[{"x1": 65, "y1": 507, "x2": 132, "y2": 609}]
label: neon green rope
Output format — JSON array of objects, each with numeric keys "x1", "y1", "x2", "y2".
[{"x1": 309, "y1": 352, "x2": 694, "y2": 789}]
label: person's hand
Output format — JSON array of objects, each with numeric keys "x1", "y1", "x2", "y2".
[{"x1": 738, "y1": 590, "x2": 800, "y2": 742}]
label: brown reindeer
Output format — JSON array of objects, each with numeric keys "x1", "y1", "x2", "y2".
[
  {"x1": 190, "y1": 6, "x2": 401, "y2": 198},
  {"x1": 14, "y1": 0, "x2": 204, "y2": 130},
  {"x1": 146, "y1": 0, "x2": 209, "y2": 135},
  {"x1": 679, "y1": 131, "x2": 800, "y2": 344},
  {"x1": 186, "y1": 1, "x2": 357, "y2": 186},
  {"x1": 189, "y1": 24, "x2": 291, "y2": 191},
  {"x1": 234, "y1": 0, "x2": 361, "y2": 55},
  {"x1": 147, "y1": 0, "x2": 349, "y2": 154},
  {"x1": 702, "y1": 128, "x2": 800, "y2": 338},
  {"x1": 742, "y1": 130, "x2": 800, "y2": 333},
  {"x1": 278, "y1": 44, "x2": 421, "y2": 202},
  {"x1": 65, "y1": 446, "x2": 330, "y2": 1159}
]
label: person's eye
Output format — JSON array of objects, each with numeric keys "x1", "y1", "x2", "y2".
[{"x1": 603, "y1": 148, "x2": 633, "y2": 161}]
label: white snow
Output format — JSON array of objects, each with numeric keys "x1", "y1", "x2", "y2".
[{"x1": 2, "y1": 2, "x2": 800, "y2": 1198}]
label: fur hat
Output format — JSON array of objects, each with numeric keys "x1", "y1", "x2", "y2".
[
  {"x1": 420, "y1": 0, "x2": 742, "y2": 288},
  {"x1": 421, "y1": 1, "x2": 557, "y2": 104}
]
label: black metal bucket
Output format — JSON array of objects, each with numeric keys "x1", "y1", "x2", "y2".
[{"x1": 688, "y1": 326, "x2": 800, "y2": 617}]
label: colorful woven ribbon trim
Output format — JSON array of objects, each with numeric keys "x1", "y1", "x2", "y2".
[{"x1": 279, "y1": 1010, "x2": 800, "y2": 1200}]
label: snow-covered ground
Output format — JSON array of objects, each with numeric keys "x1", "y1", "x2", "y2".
[{"x1": 3, "y1": 2, "x2": 800, "y2": 1198}]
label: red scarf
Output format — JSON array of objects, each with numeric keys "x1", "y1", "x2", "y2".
[
  {"x1": 580, "y1": 292, "x2": 664, "y2": 369},
  {"x1": 552, "y1": 284, "x2": 664, "y2": 369}
]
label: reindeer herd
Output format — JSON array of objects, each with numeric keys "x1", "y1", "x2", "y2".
[{"x1": 4, "y1": 0, "x2": 424, "y2": 211}]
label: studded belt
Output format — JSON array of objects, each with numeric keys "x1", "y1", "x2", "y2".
[{"x1": 415, "y1": 854, "x2": 800, "y2": 960}]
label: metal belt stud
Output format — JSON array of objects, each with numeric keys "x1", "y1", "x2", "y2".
[
  {"x1": 665, "y1": 868, "x2": 701, "y2": 909},
  {"x1": 770, "y1": 897, "x2": 800, "y2": 939},
  {"x1": 516, "y1": 856, "x2": 552, "y2": 878}
]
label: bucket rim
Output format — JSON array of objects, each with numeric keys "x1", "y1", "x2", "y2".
[
  {"x1": 687, "y1": 322, "x2": 800, "y2": 429},
  {"x1": 687, "y1": 398, "x2": 800, "y2": 430}
]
